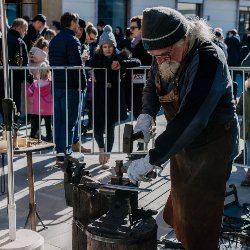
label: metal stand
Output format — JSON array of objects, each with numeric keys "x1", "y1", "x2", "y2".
[{"x1": 24, "y1": 203, "x2": 47, "y2": 230}]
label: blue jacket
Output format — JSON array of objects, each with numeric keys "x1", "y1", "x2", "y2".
[{"x1": 49, "y1": 28, "x2": 86, "y2": 90}]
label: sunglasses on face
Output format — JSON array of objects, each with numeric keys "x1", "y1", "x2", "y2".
[{"x1": 130, "y1": 26, "x2": 139, "y2": 31}]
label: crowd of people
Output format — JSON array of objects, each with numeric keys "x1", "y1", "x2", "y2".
[
  {"x1": 0, "y1": 6, "x2": 250, "y2": 249},
  {"x1": 0, "y1": 12, "x2": 152, "y2": 168}
]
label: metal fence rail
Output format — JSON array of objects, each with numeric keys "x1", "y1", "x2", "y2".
[{"x1": 0, "y1": 66, "x2": 249, "y2": 167}]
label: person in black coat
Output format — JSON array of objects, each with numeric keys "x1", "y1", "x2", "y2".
[
  {"x1": 114, "y1": 26, "x2": 125, "y2": 50},
  {"x1": 125, "y1": 16, "x2": 152, "y2": 120},
  {"x1": 31, "y1": 14, "x2": 48, "y2": 39},
  {"x1": 7, "y1": 18, "x2": 29, "y2": 115},
  {"x1": 86, "y1": 25, "x2": 141, "y2": 168}
]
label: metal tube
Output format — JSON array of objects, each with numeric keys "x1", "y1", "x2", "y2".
[
  {"x1": 118, "y1": 69, "x2": 120, "y2": 152},
  {"x1": 105, "y1": 68, "x2": 107, "y2": 152},
  {"x1": 1, "y1": 1, "x2": 9, "y2": 98},
  {"x1": 66, "y1": 69, "x2": 68, "y2": 150},
  {"x1": 0, "y1": 0, "x2": 16, "y2": 240}
]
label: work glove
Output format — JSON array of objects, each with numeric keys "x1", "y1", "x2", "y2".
[
  {"x1": 134, "y1": 114, "x2": 154, "y2": 143},
  {"x1": 127, "y1": 154, "x2": 155, "y2": 183}
]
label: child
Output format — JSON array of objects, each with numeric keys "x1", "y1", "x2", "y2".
[
  {"x1": 27, "y1": 65, "x2": 53, "y2": 141},
  {"x1": 86, "y1": 25, "x2": 141, "y2": 168},
  {"x1": 28, "y1": 37, "x2": 52, "y2": 141}
]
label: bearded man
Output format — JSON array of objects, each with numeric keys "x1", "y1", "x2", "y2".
[{"x1": 127, "y1": 7, "x2": 239, "y2": 250}]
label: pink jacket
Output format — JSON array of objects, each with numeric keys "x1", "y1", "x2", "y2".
[{"x1": 27, "y1": 79, "x2": 53, "y2": 116}]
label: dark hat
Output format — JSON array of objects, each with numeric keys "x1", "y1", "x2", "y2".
[
  {"x1": 98, "y1": 25, "x2": 117, "y2": 47},
  {"x1": 78, "y1": 19, "x2": 86, "y2": 29},
  {"x1": 32, "y1": 14, "x2": 46, "y2": 24},
  {"x1": 142, "y1": 7, "x2": 189, "y2": 50},
  {"x1": 97, "y1": 20, "x2": 105, "y2": 27}
]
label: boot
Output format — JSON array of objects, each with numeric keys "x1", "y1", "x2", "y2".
[
  {"x1": 99, "y1": 148, "x2": 110, "y2": 169},
  {"x1": 72, "y1": 141, "x2": 91, "y2": 153},
  {"x1": 241, "y1": 170, "x2": 250, "y2": 187}
]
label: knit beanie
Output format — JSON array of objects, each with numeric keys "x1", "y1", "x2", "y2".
[
  {"x1": 98, "y1": 25, "x2": 117, "y2": 47},
  {"x1": 142, "y1": 7, "x2": 189, "y2": 50}
]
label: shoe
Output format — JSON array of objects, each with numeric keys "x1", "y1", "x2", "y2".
[
  {"x1": 99, "y1": 148, "x2": 110, "y2": 169},
  {"x1": 40, "y1": 135, "x2": 52, "y2": 142},
  {"x1": 241, "y1": 178, "x2": 250, "y2": 186},
  {"x1": 55, "y1": 160, "x2": 64, "y2": 169},
  {"x1": 72, "y1": 141, "x2": 91, "y2": 153}
]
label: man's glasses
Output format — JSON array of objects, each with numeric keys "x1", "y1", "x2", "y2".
[
  {"x1": 148, "y1": 46, "x2": 173, "y2": 60},
  {"x1": 130, "y1": 26, "x2": 139, "y2": 31}
]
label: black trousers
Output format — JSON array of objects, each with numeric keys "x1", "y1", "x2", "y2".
[
  {"x1": 94, "y1": 121, "x2": 115, "y2": 152},
  {"x1": 30, "y1": 114, "x2": 52, "y2": 140}
]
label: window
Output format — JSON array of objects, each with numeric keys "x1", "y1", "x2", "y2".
[
  {"x1": 239, "y1": 7, "x2": 250, "y2": 40},
  {"x1": 5, "y1": 0, "x2": 40, "y2": 25},
  {"x1": 177, "y1": 3, "x2": 202, "y2": 18},
  {"x1": 98, "y1": 0, "x2": 128, "y2": 31}
]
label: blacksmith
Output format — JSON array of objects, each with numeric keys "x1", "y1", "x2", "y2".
[{"x1": 127, "y1": 7, "x2": 239, "y2": 250}]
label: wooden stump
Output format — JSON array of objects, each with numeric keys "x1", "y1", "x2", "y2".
[
  {"x1": 86, "y1": 217, "x2": 158, "y2": 250},
  {"x1": 72, "y1": 179, "x2": 109, "y2": 250}
]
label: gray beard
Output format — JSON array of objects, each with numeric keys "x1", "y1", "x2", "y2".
[{"x1": 159, "y1": 61, "x2": 181, "y2": 82}]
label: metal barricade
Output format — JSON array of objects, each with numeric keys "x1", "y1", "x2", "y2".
[{"x1": 0, "y1": 65, "x2": 248, "y2": 169}]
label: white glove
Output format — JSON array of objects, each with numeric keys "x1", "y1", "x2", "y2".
[
  {"x1": 127, "y1": 154, "x2": 154, "y2": 183},
  {"x1": 134, "y1": 114, "x2": 154, "y2": 143}
]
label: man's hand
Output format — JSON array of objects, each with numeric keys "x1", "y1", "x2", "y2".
[
  {"x1": 127, "y1": 154, "x2": 154, "y2": 183},
  {"x1": 134, "y1": 114, "x2": 154, "y2": 143}
]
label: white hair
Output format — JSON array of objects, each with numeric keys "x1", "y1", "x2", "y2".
[{"x1": 186, "y1": 17, "x2": 214, "y2": 42}]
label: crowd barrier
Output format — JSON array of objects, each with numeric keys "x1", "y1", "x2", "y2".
[{"x1": 0, "y1": 66, "x2": 249, "y2": 166}]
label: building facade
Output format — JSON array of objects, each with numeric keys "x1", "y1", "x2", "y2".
[{"x1": 4, "y1": 0, "x2": 250, "y2": 39}]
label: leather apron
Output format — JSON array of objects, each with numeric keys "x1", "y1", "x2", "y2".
[{"x1": 155, "y1": 75, "x2": 232, "y2": 250}]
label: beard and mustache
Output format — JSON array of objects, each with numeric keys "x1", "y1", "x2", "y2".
[{"x1": 159, "y1": 61, "x2": 181, "y2": 82}]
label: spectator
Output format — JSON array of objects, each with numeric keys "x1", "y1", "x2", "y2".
[
  {"x1": 32, "y1": 14, "x2": 48, "y2": 39},
  {"x1": 237, "y1": 65, "x2": 250, "y2": 187},
  {"x1": 26, "y1": 37, "x2": 50, "y2": 129},
  {"x1": 44, "y1": 29, "x2": 56, "y2": 43},
  {"x1": 80, "y1": 24, "x2": 98, "y2": 132},
  {"x1": 51, "y1": 20, "x2": 61, "y2": 34},
  {"x1": 241, "y1": 27, "x2": 250, "y2": 46},
  {"x1": 225, "y1": 29, "x2": 241, "y2": 66},
  {"x1": 125, "y1": 15, "x2": 152, "y2": 151},
  {"x1": 239, "y1": 36, "x2": 250, "y2": 64},
  {"x1": 27, "y1": 64, "x2": 52, "y2": 142},
  {"x1": 76, "y1": 18, "x2": 86, "y2": 45},
  {"x1": 49, "y1": 12, "x2": 89, "y2": 165},
  {"x1": 7, "y1": 18, "x2": 29, "y2": 116},
  {"x1": 22, "y1": 16, "x2": 37, "y2": 51},
  {"x1": 86, "y1": 25, "x2": 141, "y2": 168},
  {"x1": 114, "y1": 26, "x2": 125, "y2": 50},
  {"x1": 213, "y1": 28, "x2": 228, "y2": 60},
  {"x1": 96, "y1": 20, "x2": 105, "y2": 44},
  {"x1": 124, "y1": 27, "x2": 132, "y2": 51},
  {"x1": 127, "y1": 7, "x2": 239, "y2": 249}
]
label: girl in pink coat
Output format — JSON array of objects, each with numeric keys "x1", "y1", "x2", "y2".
[
  {"x1": 27, "y1": 66, "x2": 53, "y2": 141},
  {"x1": 28, "y1": 37, "x2": 52, "y2": 141}
]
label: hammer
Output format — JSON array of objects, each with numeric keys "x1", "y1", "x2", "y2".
[
  {"x1": 123, "y1": 124, "x2": 144, "y2": 153},
  {"x1": 123, "y1": 124, "x2": 156, "y2": 153}
]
